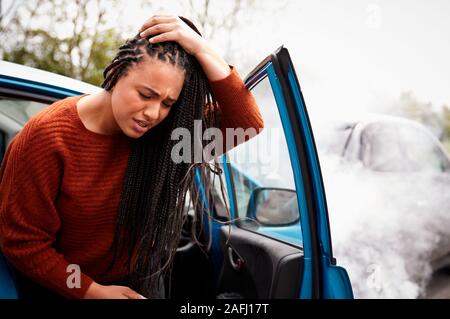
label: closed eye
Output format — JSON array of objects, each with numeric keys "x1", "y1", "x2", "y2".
[
  {"x1": 139, "y1": 91, "x2": 174, "y2": 107},
  {"x1": 138, "y1": 91, "x2": 152, "y2": 100}
]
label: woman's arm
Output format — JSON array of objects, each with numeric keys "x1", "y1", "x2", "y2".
[
  {"x1": 83, "y1": 282, "x2": 146, "y2": 299},
  {"x1": 0, "y1": 122, "x2": 94, "y2": 299},
  {"x1": 207, "y1": 66, "x2": 264, "y2": 155},
  {"x1": 193, "y1": 46, "x2": 231, "y2": 81},
  {"x1": 0, "y1": 117, "x2": 146, "y2": 299}
]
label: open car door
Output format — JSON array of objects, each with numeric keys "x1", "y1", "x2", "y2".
[{"x1": 207, "y1": 46, "x2": 353, "y2": 299}]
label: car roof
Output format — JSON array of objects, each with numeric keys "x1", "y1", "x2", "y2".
[{"x1": 0, "y1": 60, "x2": 101, "y2": 94}]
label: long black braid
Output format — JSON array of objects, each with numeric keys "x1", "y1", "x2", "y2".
[{"x1": 100, "y1": 17, "x2": 226, "y2": 298}]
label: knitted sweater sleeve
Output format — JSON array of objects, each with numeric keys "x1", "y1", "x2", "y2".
[
  {"x1": 206, "y1": 65, "x2": 265, "y2": 155},
  {"x1": 0, "y1": 119, "x2": 93, "y2": 299}
]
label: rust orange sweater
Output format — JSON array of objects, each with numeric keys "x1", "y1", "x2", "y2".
[{"x1": 0, "y1": 66, "x2": 263, "y2": 299}]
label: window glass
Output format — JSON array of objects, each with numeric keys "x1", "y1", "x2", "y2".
[
  {"x1": 224, "y1": 76, "x2": 302, "y2": 246},
  {"x1": 0, "y1": 97, "x2": 47, "y2": 125}
]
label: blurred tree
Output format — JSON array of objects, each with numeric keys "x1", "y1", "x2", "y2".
[
  {"x1": 0, "y1": 0, "x2": 11, "y2": 25},
  {"x1": 389, "y1": 91, "x2": 450, "y2": 154},
  {"x1": 0, "y1": 0, "x2": 124, "y2": 86},
  {"x1": 190, "y1": 0, "x2": 269, "y2": 63},
  {"x1": 441, "y1": 105, "x2": 450, "y2": 153},
  {"x1": 186, "y1": 0, "x2": 252, "y2": 51},
  {"x1": 390, "y1": 91, "x2": 443, "y2": 137},
  {"x1": 140, "y1": 0, "x2": 260, "y2": 62},
  {"x1": 0, "y1": 0, "x2": 20, "y2": 34}
]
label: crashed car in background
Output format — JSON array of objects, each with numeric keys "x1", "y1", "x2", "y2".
[{"x1": 317, "y1": 114, "x2": 450, "y2": 298}]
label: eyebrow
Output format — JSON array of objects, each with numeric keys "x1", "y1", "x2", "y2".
[{"x1": 141, "y1": 85, "x2": 177, "y2": 103}]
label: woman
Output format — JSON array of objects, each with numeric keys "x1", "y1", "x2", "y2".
[{"x1": 0, "y1": 15, "x2": 263, "y2": 299}]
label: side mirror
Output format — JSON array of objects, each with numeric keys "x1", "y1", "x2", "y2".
[{"x1": 246, "y1": 187, "x2": 299, "y2": 227}]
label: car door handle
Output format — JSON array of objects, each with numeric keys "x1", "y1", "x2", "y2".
[{"x1": 228, "y1": 246, "x2": 245, "y2": 271}]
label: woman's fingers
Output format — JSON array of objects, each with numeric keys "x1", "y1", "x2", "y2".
[
  {"x1": 139, "y1": 15, "x2": 177, "y2": 33},
  {"x1": 140, "y1": 23, "x2": 175, "y2": 38},
  {"x1": 148, "y1": 31, "x2": 179, "y2": 44},
  {"x1": 131, "y1": 293, "x2": 147, "y2": 299},
  {"x1": 138, "y1": 15, "x2": 205, "y2": 56},
  {"x1": 123, "y1": 288, "x2": 147, "y2": 299}
]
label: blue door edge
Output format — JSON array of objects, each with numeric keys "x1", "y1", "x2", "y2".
[
  {"x1": 265, "y1": 62, "x2": 319, "y2": 299},
  {"x1": 268, "y1": 46, "x2": 353, "y2": 298},
  {"x1": 242, "y1": 53, "x2": 320, "y2": 298},
  {"x1": 0, "y1": 252, "x2": 18, "y2": 299}
]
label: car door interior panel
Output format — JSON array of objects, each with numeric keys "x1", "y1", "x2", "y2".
[{"x1": 217, "y1": 226, "x2": 303, "y2": 298}]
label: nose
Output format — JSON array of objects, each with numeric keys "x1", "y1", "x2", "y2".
[{"x1": 142, "y1": 101, "x2": 162, "y2": 122}]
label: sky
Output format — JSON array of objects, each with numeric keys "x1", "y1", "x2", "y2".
[{"x1": 280, "y1": 0, "x2": 450, "y2": 122}]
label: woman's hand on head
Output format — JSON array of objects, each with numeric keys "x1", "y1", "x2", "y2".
[
  {"x1": 83, "y1": 282, "x2": 147, "y2": 299},
  {"x1": 139, "y1": 15, "x2": 231, "y2": 81},
  {"x1": 139, "y1": 15, "x2": 208, "y2": 57}
]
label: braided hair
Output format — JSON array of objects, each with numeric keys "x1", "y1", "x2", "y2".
[{"x1": 101, "y1": 17, "x2": 225, "y2": 298}]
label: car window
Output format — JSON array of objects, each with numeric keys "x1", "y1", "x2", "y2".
[
  {"x1": 0, "y1": 96, "x2": 48, "y2": 125},
  {"x1": 223, "y1": 76, "x2": 302, "y2": 247},
  {"x1": 361, "y1": 121, "x2": 450, "y2": 173}
]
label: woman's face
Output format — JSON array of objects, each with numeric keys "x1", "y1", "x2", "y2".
[{"x1": 110, "y1": 56, "x2": 185, "y2": 138}]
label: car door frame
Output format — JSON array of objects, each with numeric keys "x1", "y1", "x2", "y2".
[{"x1": 206, "y1": 46, "x2": 353, "y2": 299}]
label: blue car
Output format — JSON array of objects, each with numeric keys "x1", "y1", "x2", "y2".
[{"x1": 0, "y1": 47, "x2": 353, "y2": 299}]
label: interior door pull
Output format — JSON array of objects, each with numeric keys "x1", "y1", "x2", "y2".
[{"x1": 228, "y1": 247, "x2": 244, "y2": 271}]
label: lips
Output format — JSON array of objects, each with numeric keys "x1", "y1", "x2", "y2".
[
  {"x1": 132, "y1": 118, "x2": 152, "y2": 134},
  {"x1": 134, "y1": 119, "x2": 150, "y2": 128}
]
